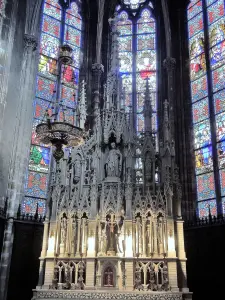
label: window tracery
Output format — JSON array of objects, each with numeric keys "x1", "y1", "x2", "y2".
[{"x1": 22, "y1": 0, "x2": 83, "y2": 216}]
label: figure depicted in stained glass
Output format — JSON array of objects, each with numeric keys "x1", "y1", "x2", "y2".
[
  {"x1": 218, "y1": 141, "x2": 225, "y2": 168},
  {"x1": 216, "y1": 112, "x2": 225, "y2": 141},
  {"x1": 209, "y1": 21, "x2": 225, "y2": 46},
  {"x1": 190, "y1": 37, "x2": 206, "y2": 79}
]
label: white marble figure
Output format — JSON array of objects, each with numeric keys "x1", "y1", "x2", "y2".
[{"x1": 105, "y1": 142, "x2": 122, "y2": 177}]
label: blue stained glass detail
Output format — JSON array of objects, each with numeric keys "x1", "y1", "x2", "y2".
[
  {"x1": 188, "y1": 13, "x2": 204, "y2": 38},
  {"x1": 216, "y1": 111, "x2": 225, "y2": 142},
  {"x1": 195, "y1": 146, "x2": 213, "y2": 175},
  {"x1": 209, "y1": 17, "x2": 225, "y2": 47},
  {"x1": 36, "y1": 76, "x2": 56, "y2": 101},
  {"x1": 190, "y1": 53, "x2": 206, "y2": 81},
  {"x1": 38, "y1": 54, "x2": 57, "y2": 80},
  {"x1": 210, "y1": 42, "x2": 225, "y2": 69},
  {"x1": 118, "y1": 36, "x2": 132, "y2": 52},
  {"x1": 206, "y1": 0, "x2": 217, "y2": 7},
  {"x1": 136, "y1": 72, "x2": 156, "y2": 92},
  {"x1": 212, "y1": 64, "x2": 225, "y2": 92},
  {"x1": 188, "y1": 0, "x2": 202, "y2": 9},
  {"x1": 137, "y1": 34, "x2": 155, "y2": 50},
  {"x1": 42, "y1": 14, "x2": 61, "y2": 38},
  {"x1": 188, "y1": 1, "x2": 203, "y2": 20},
  {"x1": 214, "y1": 90, "x2": 225, "y2": 114},
  {"x1": 220, "y1": 169, "x2": 225, "y2": 196},
  {"x1": 22, "y1": 197, "x2": 46, "y2": 216},
  {"x1": 25, "y1": 171, "x2": 48, "y2": 198},
  {"x1": 67, "y1": 43, "x2": 81, "y2": 68},
  {"x1": 222, "y1": 197, "x2": 225, "y2": 215},
  {"x1": 191, "y1": 76, "x2": 208, "y2": 102},
  {"x1": 33, "y1": 98, "x2": 52, "y2": 120},
  {"x1": 118, "y1": 11, "x2": 132, "y2": 36},
  {"x1": 40, "y1": 33, "x2": 59, "y2": 59},
  {"x1": 193, "y1": 119, "x2": 211, "y2": 149},
  {"x1": 119, "y1": 52, "x2": 133, "y2": 73},
  {"x1": 29, "y1": 146, "x2": 50, "y2": 173},
  {"x1": 64, "y1": 25, "x2": 81, "y2": 47},
  {"x1": 121, "y1": 73, "x2": 133, "y2": 93},
  {"x1": 44, "y1": 1, "x2": 61, "y2": 20},
  {"x1": 218, "y1": 141, "x2": 225, "y2": 168},
  {"x1": 61, "y1": 85, "x2": 77, "y2": 108},
  {"x1": 198, "y1": 199, "x2": 217, "y2": 217},
  {"x1": 136, "y1": 50, "x2": 156, "y2": 72},
  {"x1": 196, "y1": 172, "x2": 216, "y2": 201},
  {"x1": 189, "y1": 31, "x2": 205, "y2": 60},
  {"x1": 192, "y1": 98, "x2": 209, "y2": 123},
  {"x1": 207, "y1": 0, "x2": 225, "y2": 26}
]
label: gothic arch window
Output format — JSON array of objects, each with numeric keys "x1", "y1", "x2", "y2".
[
  {"x1": 117, "y1": 1, "x2": 157, "y2": 183},
  {"x1": 187, "y1": 0, "x2": 225, "y2": 217},
  {"x1": 22, "y1": 0, "x2": 83, "y2": 216}
]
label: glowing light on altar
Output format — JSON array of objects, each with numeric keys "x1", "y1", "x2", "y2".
[
  {"x1": 125, "y1": 235, "x2": 133, "y2": 256},
  {"x1": 48, "y1": 235, "x2": 55, "y2": 252},
  {"x1": 88, "y1": 236, "x2": 95, "y2": 253},
  {"x1": 168, "y1": 235, "x2": 175, "y2": 252}
]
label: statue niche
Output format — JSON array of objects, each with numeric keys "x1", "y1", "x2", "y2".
[
  {"x1": 105, "y1": 142, "x2": 122, "y2": 178},
  {"x1": 103, "y1": 266, "x2": 115, "y2": 287}
]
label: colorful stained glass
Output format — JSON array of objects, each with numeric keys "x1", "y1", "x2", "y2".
[
  {"x1": 137, "y1": 92, "x2": 157, "y2": 113},
  {"x1": 25, "y1": 171, "x2": 48, "y2": 198},
  {"x1": 188, "y1": 13, "x2": 204, "y2": 38},
  {"x1": 190, "y1": 53, "x2": 206, "y2": 81},
  {"x1": 137, "y1": 72, "x2": 156, "y2": 91},
  {"x1": 219, "y1": 169, "x2": 225, "y2": 196},
  {"x1": 188, "y1": 1, "x2": 203, "y2": 20},
  {"x1": 36, "y1": 76, "x2": 56, "y2": 101},
  {"x1": 137, "y1": 34, "x2": 155, "y2": 50},
  {"x1": 22, "y1": 197, "x2": 46, "y2": 216},
  {"x1": 207, "y1": 0, "x2": 224, "y2": 25},
  {"x1": 222, "y1": 197, "x2": 225, "y2": 215},
  {"x1": 64, "y1": 26, "x2": 81, "y2": 47},
  {"x1": 196, "y1": 172, "x2": 216, "y2": 201},
  {"x1": 61, "y1": 65, "x2": 79, "y2": 88},
  {"x1": 38, "y1": 54, "x2": 57, "y2": 79},
  {"x1": 66, "y1": 2, "x2": 81, "y2": 19},
  {"x1": 206, "y1": 0, "x2": 217, "y2": 6},
  {"x1": 121, "y1": 73, "x2": 133, "y2": 93},
  {"x1": 137, "y1": 114, "x2": 144, "y2": 132},
  {"x1": 42, "y1": 14, "x2": 61, "y2": 38},
  {"x1": 118, "y1": 36, "x2": 132, "y2": 52},
  {"x1": 31, "y1": 119, "x2": 42, "y2": 145},
  {"x1": 33, "y1": 98, "x2": 52, "y2": 120},
  {"x1": 119, "y1": 52, "x2": 133, "y2": 73},
  {"x1": 29, "y1": 146, "x2": 50, "y2": 173},
  {"x1": 59, "y1": 107, "x2": 75, "y2": 124},
  {"x1": 216, "y1": 111, "x2": 225, "y2": 141},
  {"x1": 118, "y1": 12, "x2": 132, "y2": 35},
  {"x1": 214, "y1": 90, "x2": 225, "y2": 114},
  {"x1": 198, "y1": 199, "x2": 217, "y2": 217},
  {"x1": 44, "y1": 1, "x2": 61, "y2": 20},
  {"x1": 195, "y1": 146, "x2": 213, "y2": 174},
  {"x1": 210, "y1": 42, "x2": 225, "y2": 69},
  {"x1": 137, "y1": 21, "x2": 155, "y2": 34},
  {"x1": 136, "y1": 50, "x2": 156, "y2": 72},
  {"x1": 209, "y1": 18, "x2": 225, "y2": 47},
  {"x1": 212, "y1": 64, "x2": 225, "y2": 91},
  {"x1": 218, "y1": 141, "x2": 225, "y2": 168},
  {"x1": 67, "y1": 44, "x2": 81, "y2": 68},
  {"x1": 189, "y1": 31, "x2": 204, "y2": 59},
  {"x1": 193, "y1": 119, "x2": 211, "y2": 149},
  {"x1": 192, "y1": 98, "x2": 209, "y2": 123},
  {"x1": 188, "y1": 0, "x2": 202, "y2": 9},
  {"x1": 191, "y1": 76, "x2": 208, "y2": 102},
  {"x1": 40, "y1": 33, "x2": 59, "y2": 59},
  {"x1": 66, "y1": 13, "x2": 82, "y2": 30},
  {"x1": 124, "y1": 94, "x2": 132, "y2": 111},
  {"x1": 61, "y1": 85, "x2": 77, "y2": 108}
]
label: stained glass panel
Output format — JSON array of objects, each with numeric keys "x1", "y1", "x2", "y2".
[
  {"x1": 206, "y1": 0, "x2": 217, "y2": 6},
  {"x1": 59, "y1": 108, "x2": 75, "y2": 124},
  {"x1": 136, "y1": 72, "x2": 156, "y2": 91},
  {"x1": 222, "y1": 197, "x2": 225, "y2": 215},
  {"x1": 38, "y1": 54, "x2": 57, "y2": 80},
  {"x1": 214, "y1": 90, "x2": 225, "y2": 114},
  {"x1": 192, "y1": 98, "x2": 209, "y2": 123},
  {"x1": 137, "y1": 22, "x2": 155, "y2": 34},
  {"x1": 40, "y1": 33, "x2": 59, "y2": 59},
  {"x1": 219, "y1": 169, "x2": 225, "y2": 196},
  {"x1": 36, "y1": 76, "x2": 55, "y2": 101},
  {"x1": 137, "y1": 34, "x2": 155, "y2": 50},
  {"x1": 137, "y1": 114, "x2": 144, "y2": 132},
  {"x1": 118, "y1": 36, "x2": 132, "y2": 52},
  {"x1": 188, "y1": 1, "x2": 203, "y2": 20},
  {"x1": 217, "y1": 141, "x2": 225, "y2": 168},
  {"x1": 191, "y1": 76, "x2": 208, "y2": 102},
  {"x1": 119, "y1": 52, "x2": 133, "y2": 73},
  {"x1": 64, "y1": 26, "x2": 81, "y2": 47},
  {"x1": 68, "y1": 44, "x2": 81, "y2": 68},
  {"x1": 210, "y1": 42, "x2": 225, "y2": 69},
  {"x1": 137, "y1": 92, "x2": 157, "y2": 113},
  {"x1": 61, "y1": 65, "x2": 79, "y2": 88},
  {"x1": 44, "y1": 2, "x2": 61, "y2": 20},
  {"x1": 188, "y1": 13, "x2": 204, "y2": 38},
  {"x1": 208, "y1": 18, "x2": 225, "y2": 47},
  {"x1": 31, "y1": 119, "x2": 42, "y2": 145},
  {"x1": 61, "y1": 85, "x2": 77, "y2": 108},
  {"x1": 29, "y1": 146, "x2": 50, "y2": 173},
  {"x1": 207, "y1": 0, "x2": 225, "y2": 25},
  {"x1": 196, "y1": 172, "x2": 216, "y2": 201},
  {"x1": 193, "y1": 119, "x2": 211, "y2": 149},
  {"x1": 33, "y1": 98, "x2": 52, "y2": 120},
  {"x1": 42, "y1": 14, "x2": 61, "y2": 38},
  {"x1": 136, "y1": 50, "x2": 156, "y2": 72},
  {"x1": 66, "y1": 2, "x2": 81, "y2": 19},
  {"x1": 198, "y1": 199, "x2": 217, "y2": 217},
  {"x1": 189, "y1": 31, "x2": 204, "y2": 59},
  {"x1": 138, "y1": 9, "x2": 155, "y2": 23},
  {"x1": 195, "y1": 146, "x2": 213, "y2": 175},
  {"x1": 124, "y1": 94, "x2": 132, "y2": 111},
  {"x1": 66, "y1": 13, "x2": 82, "y2": 30},
  {"x1": 188, "y1": 0, "x2": 202, "y2": 9},
  {"x1": 212, "y1": 64, "x2": 225, "y2": 91},
  {"x1": 25, "y1": 171, "x2": 48, "y2": 198},
  {"x1": 22, "y1": 197, "x2": 46, "y2": 216},
  {"x1": 121, "y1": 73, "x2": 133, "y2": 93},
  {"x1": 216, "y1": 111, "x2": 225, "y2": 141},
  {"x1": 190, "y1": 53, "x2": 206, "y2": 81},
  {"x1": 118, "y1": 12, "x2": 132, "y2": 35}
]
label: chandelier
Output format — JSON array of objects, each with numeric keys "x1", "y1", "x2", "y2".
[{"x1": 36, "y1": 44, "x2": 86, "y2": 162}]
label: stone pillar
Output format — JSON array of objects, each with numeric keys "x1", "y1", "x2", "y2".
[
  {"x1": 76, "y1": 218, "x2": 81, "y2": 256},
  {"x1": 92, "y1": 63, "x2": 104, "y2": 130},
  {"x1": 125, "y1": 260, "x2": 133, "y2": 291}
]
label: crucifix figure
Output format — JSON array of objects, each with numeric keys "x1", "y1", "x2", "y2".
[{"x1": 103, "y1": 267, "x2": 114, "y2": 287}]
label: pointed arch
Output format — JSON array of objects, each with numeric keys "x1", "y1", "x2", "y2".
[{"x1": 22, "y1": 0, "x2": 84, "y2": 216}]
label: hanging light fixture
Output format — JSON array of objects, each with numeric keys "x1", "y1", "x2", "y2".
[{"x1": 36, "y1": 44, "x2": 86, "y2": 162}]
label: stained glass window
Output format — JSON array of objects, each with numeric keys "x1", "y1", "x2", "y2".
[
  {"x1": 188, "y1": 0, "x2": 225, "y2": 217},
  {"x1": 22, "y1": 0, "x2": 83, "y2": 216}
]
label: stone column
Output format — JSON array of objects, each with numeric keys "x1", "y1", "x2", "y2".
[{"x1": 92, "y1": 63, "x2": 104, "y2": 129}]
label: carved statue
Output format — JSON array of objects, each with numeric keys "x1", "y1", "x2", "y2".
[
  {"x1": 73, "y1": 154, "x2": 82, "y2": 184},
  {"x1": 148, "y1": 263, "x2": 157, "y2": 291},
  {"x1": 157, "y1": 216, "x2": 164, "y2": 254},
  {"x1": 105, "y1": 142, "x2": 122, "y2": 177},
  {"x1": 60, "y1": 216, "x2": 67, "y2": 244}
]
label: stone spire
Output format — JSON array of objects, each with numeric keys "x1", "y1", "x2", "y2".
[{"x1": 143, "y1": 78, "x2": 153, "y2": 134}]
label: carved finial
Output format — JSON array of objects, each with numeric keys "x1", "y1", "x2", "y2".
[
  {"x1": 79, "y1": 80, "x2": 87, "y2": 129},
  {"x1": 143, "y1": 78, "x2": 153, "y2": 133},
  {"x1": 163, "y1": 99, "x2": 169, "y2": 143}
]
